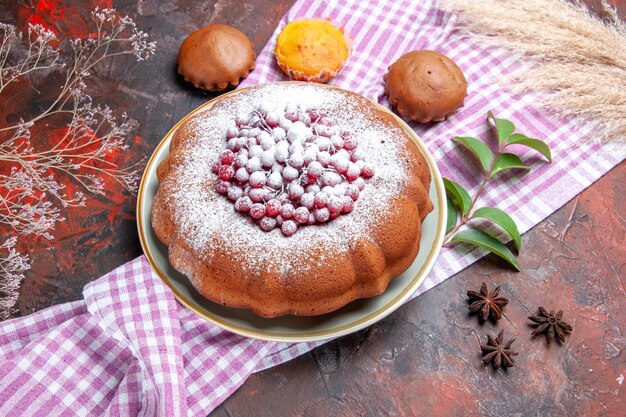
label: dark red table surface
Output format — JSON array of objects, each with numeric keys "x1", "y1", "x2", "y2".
[{"x1": 1, "y1": 1, "x2": 624, "y2": 416}]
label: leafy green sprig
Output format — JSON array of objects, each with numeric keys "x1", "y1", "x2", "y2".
[{"x1": 443, "y1": 112, "x2": 552, "y2": 271}]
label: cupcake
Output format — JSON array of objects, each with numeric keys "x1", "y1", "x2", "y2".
[
  {"x1": 384, "y1": 50, "x2": 467, "y2": 123},
  {"x1": 274, "y1": 19, "x2": 351, "y2": 83},
  {"x1": 178, "y1": 24, "x2": 256, "y2": 91}
]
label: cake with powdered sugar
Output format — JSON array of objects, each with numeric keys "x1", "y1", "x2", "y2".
[{"x1": 151, "y1": 83, "x2": 433, "y2": 317}]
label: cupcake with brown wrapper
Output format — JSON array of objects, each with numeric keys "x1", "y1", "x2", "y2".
[
  {"x1": 384, "y1": 50, "x2": 467, "y2": 123},
  {"x1": 274, "y1": 19, "x2": 351, "y2": 83},
  {"x1": 178, "y1": 24, "x2": 255, "y2": 92}
]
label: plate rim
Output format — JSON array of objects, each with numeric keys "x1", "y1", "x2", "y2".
[{"x1": 136, "y1": 82, "x2": 446, "y2": 342}]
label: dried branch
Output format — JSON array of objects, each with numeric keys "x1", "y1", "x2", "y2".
[
  {"x1": 0, "y1": 23, "x2": 61, "y2": 94},
  {"x1": 0, "y1": 7, "x2": 156, "y2": 319}
]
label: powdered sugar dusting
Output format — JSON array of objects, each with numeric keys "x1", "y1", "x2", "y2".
[{"x1": 162, "y1": 83, "x2": 411, "y2": 274}]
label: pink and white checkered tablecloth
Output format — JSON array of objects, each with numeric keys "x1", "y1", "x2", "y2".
[{"x1": 0, "y1": 0, "x2": 623, "y2": 415}]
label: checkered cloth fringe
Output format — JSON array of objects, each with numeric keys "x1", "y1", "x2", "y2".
[{"x1": 1, "y1": 0, "x2": 622, "y2": 415}]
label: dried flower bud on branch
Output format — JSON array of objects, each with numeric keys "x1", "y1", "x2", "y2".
[
  {"x1": 0, "y1": 23, "x2": 61, "y2": 93},
  {"x1": 0, "y1": 237, "x2": 29, "y2": 320}
]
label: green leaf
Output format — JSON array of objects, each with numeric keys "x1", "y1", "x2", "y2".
[
  {"x1": 488, "y1": 111, "x2": 515, "y2": 143},
  {"x1": 443, "y1": 178, "x2": 472, "y2": 215},
  {"x1": 450, "y1": 229, "x2": 521, "y2": 271},
  {"x1": 506, "y1": 134, "x2": 552, "y2": 162},
  {"x1": 446, "y1": 197, "x2": 458, "y2": 234},
  {"x1": 452, "y1": 136, "x2": 494, "y2": 172},
  {"x1": 490, "y1": 153, "x2": 530, "y2": 176},
  {"x1": 472, "y1": 207, "x2": 521, "y2": 252}
]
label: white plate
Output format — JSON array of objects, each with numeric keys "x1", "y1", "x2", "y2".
[{"x1": 137, "y1": 83, "x2": 446, "y2": 342}]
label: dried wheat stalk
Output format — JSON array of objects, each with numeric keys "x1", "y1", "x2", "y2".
[{"x1": 445, "y1": 0, "x2": 626, "y2": 142}]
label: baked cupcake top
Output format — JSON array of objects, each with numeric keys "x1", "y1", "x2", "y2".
[
  {"x1": 274, "y1": 20, "x2": 350, "y2": 82},
  {"x1": 177, "y1": 24, "x2": 255, "y2": 91},
  {"x1": 384, "y1": 50, "x2": 467, "y2": 123}
]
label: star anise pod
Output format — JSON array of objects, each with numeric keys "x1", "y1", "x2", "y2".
[
  {"x1": 529, "y1": 307, "x2": 573, "y2": 343},
  {"x1": 480, "y1": 329, "x2": 518, "y2": 369},
  {"x1": 467, "y1": 282, "x2": 509, "y2": 321}
]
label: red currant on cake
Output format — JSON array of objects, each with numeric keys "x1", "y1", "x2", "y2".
[
  {"x1": 281, "y1": 203, "x2": 295, "y2": 219},
  {"x1": 275, "y1": 215, "x2": 284, "y2": 227},
  {"x1": 330, "y1": 135, "x2": 344, "y2": 149},
  {"x1": 249, "y1": 203, "x2": 266, "y2": 220},
  {"x1": 314, "y1": 207, "x2": 330, "y2": 223},
  {"x1": 249, "y1": 188, "x2": 265, "y2": 203},
  {"x1": 234, "y1": 152, "x2": 248, "y2": 168},
  {"x1": 266, "y1": 172, "x2": 283, "y2": 189},
  {"x1": 284, "y1": 102, "x2": 299, "y2": 122},
  {"x1": 281, "y1": 220, "x2": 297, "y2": 236},
  {"x1": 344, "y1": 184, "x2": 360, "y2": 201},
  {"x1": 234, "y1": 167, "x2": 249, "y2": 182},
  {"x1": 235, "y1": 111, "x2": 249, "y2": 126},
  {"x1": 307, "y1": 161, "x2": 323, "y2": 178},
  {"x1": 265, "y1": 111, "x2": 280, "y2": 127},
  {"x1": 315, "y1": 136, "x2": 331, "y2": 152},
  {"x1": 260, "y1": 216, "x2": 277, "y2": 231},
  {"x1": 328, "y1": 196, "x2": 343, "y2": 214},
  {"x1": 343, "y1": 134, "x2": 358, "y2": 150},
  {"x1": 216, "y1": 180, "x2": 230, "y2": 194},
  {"x1": 281, "y1": 164, "x2": 297, "y2": 181},
  {"x1": 234, "y1": 196, "x2": 252, "y2": 213},
  {"x1": 246, "y1": 156, "x2": 262, "y2": 173},
  {"x1": 308, "y1": 108, "x2": 321, "y2": 122},
  {"x1": 227, "y1": 185, "x2": 243, "y2": 201},
  {"x1": 265, "y1": 199, "x2": 282, "y2": 217},
  {"x1": 285, "y1": 182, "x2": 300, "y2": 198},
  {"x1": 317, "y1": 151, "x2": 330, "y2": 166},
  {"x1": 293, "y1": 206, "x2": 309, "y2": 224},
  {"x1": 305, "y1": 184, "x2": 320, "y2": 194},
  {"x1": 249, "y1": 145, "x2": 263, "y2": 158},
  {"x1": 341, "y1": 196, "x2": 354, "y2": 213},
  {"x1": 321, "y1": 171, "x2": 342, "y2": 187},
  {"x1": 314, "y1": 192, "x2": 329, "y2": 208},
  {"x1": 211, "y1": 161, "x2": 221, "y2": 174},
  {"x1": 218, "y1": 165, "x2": 235, "y2": 181},
  {"x1": 220, "y1": 150, "x2": 235, "y2": 165},
  {"x1": 300, "y1": 192, "x2": 315, "y2": 209},
  {"x1": 226, "y1": 126, "x2": 239, "y2": 138},
  {"x1": 353, "y1": 177, "x2": 366, "y2": 191},
  {"x1": 361, "y1": 163, "x2": 375, "y2": 178},
  {"x1": 249, "y1": 171, "x2": 266, "y2": 188},
  {"x1": 345, "y1": 163, "x2": 360, "y2": 181}
]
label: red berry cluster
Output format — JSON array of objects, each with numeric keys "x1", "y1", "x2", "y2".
[{"x1": 213, "y1": 102, "x2": 375, "y2": 236}]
